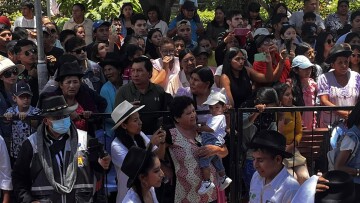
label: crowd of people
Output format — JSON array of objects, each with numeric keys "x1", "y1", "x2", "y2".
[{"x1": 0, "y1": 0, "x2": 360, "y2": 202}]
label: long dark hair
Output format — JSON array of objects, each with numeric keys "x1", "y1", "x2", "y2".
[
  {"x1": 222, "y1": 47, "x2": 245, "y2": 77},
  {"x1": 145, "y1": 28, "x2": 162, "y2": 59},
  {"x1": 132, "y1": 146, "x2": 157, "y2": 203},
  {"x1": 315, "y1": 32, "x2": 333, "y2": 64},
  {"x1": 288, "y1": 62, "x2": 317, "y2": 107},
  {"x1": 119, "y1": 2, "x2": 133, "y2": 19},
  {"x1": 115, "y1": 117, "x2": 146, "y2": 150},
  {"x1": 210, "y1": 6, "x2": 227, "y2": 28}
]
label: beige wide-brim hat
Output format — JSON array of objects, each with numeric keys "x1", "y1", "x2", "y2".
[
  {"x1": 0, "y1": 56, "x2": 25, "y2": 76},
  {"x1": 111, "y1": 100, "x2": 145, "y2": 130}
]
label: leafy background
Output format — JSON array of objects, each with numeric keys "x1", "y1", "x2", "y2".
[{"x1": 2, "y1": 0, "x2": 360, "y2": 29}]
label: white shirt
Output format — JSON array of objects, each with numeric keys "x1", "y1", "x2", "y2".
[
  {"x1": 206, "y1": 114, "x2": 226, "y2": 145},
  {"x1": 14, "y1": 16, "x2": 36, "y2": 28},
  {"x1": 249, "y1": 166, "x2": 299, "y2": 203},
  {"x1": 0, "y1": 135, "x2": 12, "y2": 191},
  {"x1": 111, "y1": 132, "x2": 157, "y2": 203},
  {"x1": 122, "y1": 187, "x2": 158, "y2": 203},
  {"x1": 289, "y1": 10, "x2": 325, "y2": 32},
  {"x1": 63, "y1": 18, "x2": 94, "y2": 45},
  {"x1": 147, "y1": 20, "x2": 169, "y2": 37},
  {"x1": 151, "y1": 57, "x2": 182, "y2": 96}
]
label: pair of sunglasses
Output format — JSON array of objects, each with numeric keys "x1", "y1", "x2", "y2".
[
  {"x1": 2, "y1": 67, "x2": 18, "y2": 78},
  {"x1": 71, "y1": 47, "x2": 86, "y2": 54},
  {"x1": 24, "y1": 48, "x2": 37, "y2": 56}
]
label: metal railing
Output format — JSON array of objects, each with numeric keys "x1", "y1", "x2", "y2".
[{"x1": 0, "y1": 106, "x2": 354, "y2": 203}]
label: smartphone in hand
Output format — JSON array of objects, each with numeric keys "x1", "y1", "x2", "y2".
[
  {"x1": 284, "y1": 38, "x2": 292, "y2": 54},
  {"x1": 254, "y1": 53, "x2": 267, "y2": 62},
  {"x1": 234, "y1": 28, "x2": 250, "y2": 36}
]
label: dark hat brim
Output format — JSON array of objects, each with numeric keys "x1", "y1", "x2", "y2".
[
  {"x1": 14, "y1": 91, "x2": 33, "y2": 97},
  {"x1": 124, "y1": 145, "x2": 153, "y2": 188},
  {"x1": 99, "y1": 60, "x2": 122, "y2": 70},
  {"x1": 248, "y1": 143, "x2": 293, "y2": 158},
  {"x1": 41, "y1": 103, "x2": 78, "y2": 116},
  {"x1": 325, "y1": 50, "x2": 352, "y2": 63}
]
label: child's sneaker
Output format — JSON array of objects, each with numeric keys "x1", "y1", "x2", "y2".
[
  {"x1": 198, "y1": 180, "x2": 215, "y2": 195},
  {"x1": 219, "y1": 176, "x2": 232, "y2": 191}
]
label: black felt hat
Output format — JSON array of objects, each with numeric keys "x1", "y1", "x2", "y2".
[
  {"x1": 99, "y1": 52, "x2": 122, "y2": 70},
  {"x1": 315, "y1": 170, "x2": 356, "y2": 203},
  {"x1": 55, "y1": 60, "x2": 84, "y2": 81},
  {"x1": 248, "y1": 130, "x2": 293, "y2": 158},
  {"x1": 121, "y1": 145, "x2": 153, "y2": 188},
  {"x1": 38, "y1": 95, "x2": 77, "y2": 116}
]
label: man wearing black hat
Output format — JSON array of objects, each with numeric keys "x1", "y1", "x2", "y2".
[
  {"x1": 248, "y1": 130, "x2": 300, "y2": 203},
  {"x1": 12, "y1": 95, "x2": 111, "y2": 203}
]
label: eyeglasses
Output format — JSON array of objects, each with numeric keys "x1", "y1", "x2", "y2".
[
  {"x1": 352, "y1": 53, "x2": 360, "y2": 57},
  {"x1": 2, "y1": 67, "x2": 18, "y2": 78},
  {"x1": 23, "y1": 48, "x2": 37, "y2": 56},
  {"x1": 326, "y1": 39, "x2": 335, "y2": 44},
  {"x1": 71, "y1": 47, "x2": 86, "y2": 54}
]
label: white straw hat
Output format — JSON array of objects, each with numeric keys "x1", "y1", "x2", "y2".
[
  {"x1": 0, "y1": 56, "x2": 25, "y2": 75},
  {"x1": 111, "y1": 100, "x2": 145, "y2": 130}
]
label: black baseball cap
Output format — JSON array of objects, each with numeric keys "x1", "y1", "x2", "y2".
[{"x1": 13, "y1": 80, "x2": 33, "y2": 96}]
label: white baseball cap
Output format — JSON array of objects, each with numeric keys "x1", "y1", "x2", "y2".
[
  {"x1": 292, "y1": 55, "x2": 315, "y2": 69},
  {"x1": 203, "y1": 88, "x2": 227, "y2": 105}
]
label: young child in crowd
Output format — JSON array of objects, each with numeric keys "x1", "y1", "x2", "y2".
[
  {"x1": 241, "y1": 87, "x2": 280, "y2": 192},
  {"x1": 197, "y1": 89, "x2": 232, "y2": 195},
  {"x1": 274, "y1": 82, "x2": 310, "y2": 185},
  {"x1": 3, "y1": 81, "x2": 40, "y2": 164},
  {"x1": 288, "y1": 55, "x2": 318, "y2": 129}
]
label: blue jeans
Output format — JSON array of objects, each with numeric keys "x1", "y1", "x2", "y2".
[{"x1": 199, "y1": 132, "x2": 225, "y2": 172}]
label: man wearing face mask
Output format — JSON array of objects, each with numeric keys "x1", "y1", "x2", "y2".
[{"x1": 12, "y1": 95, "x2": 111, "y2": 203}]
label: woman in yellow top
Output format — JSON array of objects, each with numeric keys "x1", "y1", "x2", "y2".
[{"x1": 274, "y1": 83, "x2": 309, "y2": 185}]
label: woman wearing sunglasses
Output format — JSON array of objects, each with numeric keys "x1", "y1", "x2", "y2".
[
  {"x1": 0, "y1": 56, "x2": 24, "y2": 141},
  {"x1": 315, "y1": 32, "x2": 335, "y2": 72}
]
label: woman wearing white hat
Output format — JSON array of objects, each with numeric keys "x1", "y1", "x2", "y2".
[
  {"x1": 111, "y1": 100, "x2": 166, "y2": 202},
  {"x1": 0, "y1": 56, "x2": 24, "y2": 140}
]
